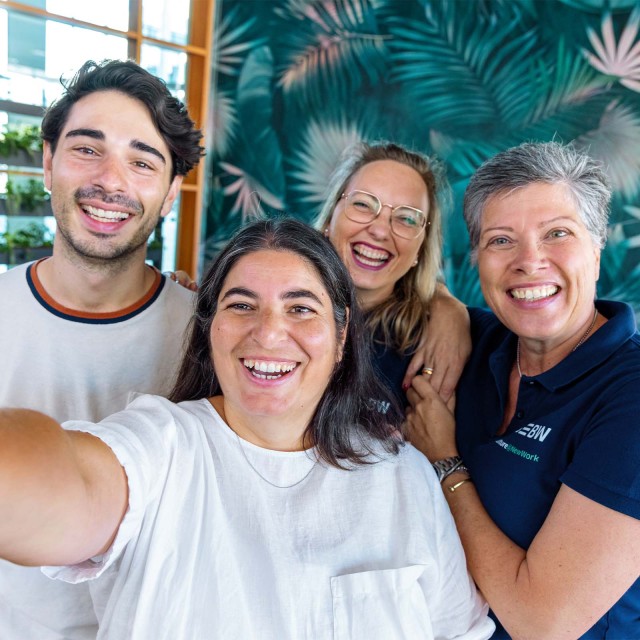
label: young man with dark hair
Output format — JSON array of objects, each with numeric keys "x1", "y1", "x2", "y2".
[{"x1": 0, "y1": 59, "x2": 204, "y2": 639}]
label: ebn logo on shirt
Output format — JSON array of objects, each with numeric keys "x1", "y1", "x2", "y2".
[{"x1": 515, "y1": 423, "x2": 552, "y2": 442}]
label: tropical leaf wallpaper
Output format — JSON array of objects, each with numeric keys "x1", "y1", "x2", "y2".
[{"x1": 204, "y1": 0, "x2": 640, "y2": 316}]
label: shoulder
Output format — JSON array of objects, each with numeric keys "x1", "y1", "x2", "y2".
[
  {"x1": 161, "y1": 275, "x2": 197, "y2": 305},
  {"x1": 361, "y1": 440, "x2": 438, "y2": 487},
  {"x1": 0, "y1": 261, "x2": 30, "y2": 289},
  {"x1": 467, "y1": 306, "x2": 511, "y2": 356},
  {"x1": 156, "y1": 275, "x2": 196, "y2": 316},
  {"x1": 587, "y1": 300, "x2": 640, "y2": 379},
  {"x1": 65, "y1": 395, "x2": 210, "y2": 448},
  {"x1": 468, "y1": 306, "x2": 500, "y2": 333}
]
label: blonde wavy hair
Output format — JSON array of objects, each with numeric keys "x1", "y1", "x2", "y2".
[{"x1": 314, "y1": 141, "x2": 446, "y2": 353}]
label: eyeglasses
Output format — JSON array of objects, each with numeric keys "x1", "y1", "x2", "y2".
[{"x1": 340, "y1": 190, "x2": 428, "y2": 239}]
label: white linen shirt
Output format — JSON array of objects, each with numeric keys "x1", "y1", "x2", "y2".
[{"x1": 47, "y1": 395, "x2": 494, "y2": 640}]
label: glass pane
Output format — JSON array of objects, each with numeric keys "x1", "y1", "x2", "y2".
[
  {"x1": 140, "y1": 44, "x2": 187, "y2": 102},
  {"x1": 46, "y1": 0, "x2": 129, "y2": 32},
  {"x1": 142, "y1": 0, "x2": 190, "y2": 46},
  {"x1": 44, "y1": 21, "x2": 129, "y2": 103},
  {"x1": 158, "y1": 194, "x2": 180, "y2": 273},
  {"x1": 0, "y1": 10, "x2": 128, "y2": 107}
]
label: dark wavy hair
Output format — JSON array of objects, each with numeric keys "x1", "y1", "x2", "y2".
[
  {"x1": 170, "y1": 218, "x2": 403, "y2": 468},
  {"x1": 41, "y1": 59, "x2": 204, "y2": 177}
]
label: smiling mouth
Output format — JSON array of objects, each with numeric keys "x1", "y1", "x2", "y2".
[
  {"x1": 352, "y1": 243, "x2": 390, "y2": 267},
  {"x1": 509, "y1": 285, "x2": 559, "y2": 301},
  {"x1": 243, "y1": 359, "x2": 298, "y2": 380},
  {"x1": 81, "y1": 205, "x2": 131, "y2": 223}
]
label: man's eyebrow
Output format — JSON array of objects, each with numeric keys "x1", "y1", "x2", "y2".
[
  {"x1": 65, "y1": 128, "x2": 104, "y2": 140},
  {"x1": 132, "y1": 140, "x2": 166, "y2": 164},
  {"x1": 64, "y1": 130, "x2": 166, "y2": 165}
]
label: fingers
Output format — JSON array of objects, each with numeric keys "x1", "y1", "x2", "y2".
[
  {"x1": 165, "y1": 271, "x2": 199, "y2": 292},
  {"x1": 402, "y1": 351, "x2": 425, "y2": 390},
  {"x1": 406, "y1": 372, "x2": 439, "y2": 408}
]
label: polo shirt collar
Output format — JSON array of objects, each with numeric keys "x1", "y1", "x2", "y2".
[{"x1": 488, "y1": 300, "x2": 637, "y2": 393}]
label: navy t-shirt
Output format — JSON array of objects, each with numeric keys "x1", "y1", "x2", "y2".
[
  {"x1": 457, "y1": 300, "x2": 640, "y2": 638},
  {"x1": 370, "y1": 334, "x2": 413, "y2": 411}
]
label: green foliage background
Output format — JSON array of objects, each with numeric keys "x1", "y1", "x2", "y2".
[{"x1": 205, "y1": 0, "x2": 640, "y2": 316}]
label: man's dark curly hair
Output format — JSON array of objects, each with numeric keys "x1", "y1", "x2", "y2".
[{"x1": 41, "y1": 59, "x2": 204, "y2": 178}]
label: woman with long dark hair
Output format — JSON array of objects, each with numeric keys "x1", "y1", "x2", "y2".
[{"x1": 0, "y1": 219, "x2": 493, "y2": 639}]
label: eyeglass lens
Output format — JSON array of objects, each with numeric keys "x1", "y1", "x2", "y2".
[{"x1": 344, "y1": 191, "x2": 425, "y2": 238}]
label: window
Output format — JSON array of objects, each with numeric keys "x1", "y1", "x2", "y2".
[{"x1": 0, "y1": 0, "x2": 212, "y2": 274}]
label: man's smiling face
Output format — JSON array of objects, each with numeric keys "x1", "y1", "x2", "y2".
[{"x1": 44, "y1": 89, "x2": 182, "y2": 266}]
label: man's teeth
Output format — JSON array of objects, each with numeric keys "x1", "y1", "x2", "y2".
[
  {"x1": 353, "y1": 243, "x2": 389, "y2": 266},
  {"x1": 510, "y1": 285, "x2": 559, "y2": 301},
  {"x1": 83, "y1": 205, "x2": 130, "y2": 222},
  {"x1": 243, "y1": 359, "x2": 296, "y2": 380}
]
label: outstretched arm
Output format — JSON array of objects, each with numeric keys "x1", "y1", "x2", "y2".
[
  {"x1": 402, "y1": 283, "x2": 470, "y2": 402},
  {"x1": 405, "y1": 379, "x2": 640, "y2": 640},
  {"x1": 0, "y1": 409, "x2": 127, "y2": 567}
]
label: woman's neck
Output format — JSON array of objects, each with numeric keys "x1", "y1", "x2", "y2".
[{"x1": 209, "y1": 396, "x2": 311, "y2": 451}]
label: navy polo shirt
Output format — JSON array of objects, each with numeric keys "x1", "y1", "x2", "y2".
[{"x1": 457, "y1": 300, "x2": 640, "y2": 639}]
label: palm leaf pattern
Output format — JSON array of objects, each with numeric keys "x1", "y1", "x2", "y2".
[
  {"x1": 575, "y1": 100, "x2": 640, "y2": 199},
  {"x1": 389, "y1": 2, "x2": 540, "y2": 136},
  {"x1": 273, "y1": 0, "x2": 389, "y2": 107},
  {"x1": 583, "y1": 5, "x2": 640, "y2": 92},
  {"x1": 205, "y1": 0, "x2": 640, "y2": 318},
  {"x1": 212, "y1": 4, "x2": 269, "y2": 77},
  {"x1": 210, "y1": 91, "x2": 237, "y2": 158},
  {"x1": 289, "y1": 117, "x2": 366, "y2": 211}
]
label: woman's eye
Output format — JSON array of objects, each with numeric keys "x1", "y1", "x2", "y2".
[
  {"x1": 395, "y1": 213, "x2": 418, "y2": 227},
  {"x1": 488, "y1": 236, "x2": 510, "y2": 246},
  {"x1": 290, "y1": 305, "x2": 313, "y2": 315},
  {"x1": 549, "y1": 229, "x2": 569, "y2": 238},
  {"x1": 229, "y1": 302, "x2": 253, "y2": 311}
]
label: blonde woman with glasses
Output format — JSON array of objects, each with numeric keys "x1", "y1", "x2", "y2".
[{"x1": 315, "y1": 141, "x2": 468, "y2": 407}]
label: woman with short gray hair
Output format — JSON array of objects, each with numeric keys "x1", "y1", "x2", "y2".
[{"x1": 408, "y1": 141, "x2": 640, "y2": 639}]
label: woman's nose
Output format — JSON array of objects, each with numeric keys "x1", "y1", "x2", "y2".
[
  {"x1": 366, "y1": 204, "x2": 393, "y2": 239},
  {"x1": 251, "y1": 309, "x2": 287, "y2": 346},
  {"x1": 513, "y1": 239, "x2": 547, "y2": 274}
]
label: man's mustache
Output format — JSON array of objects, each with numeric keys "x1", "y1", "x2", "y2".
[{"x1": 74, "y1": 187, "x2": 143, "y2": 214}]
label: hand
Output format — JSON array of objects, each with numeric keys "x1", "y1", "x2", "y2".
[
  {"x1": 165, "y1": 270, "x2": 199, "y2": 292},
  {"x1": 405, "y1": 374, "x2": 458, "y2": 462},
  {"x1": 402, "y1": 285, "x2": 471, "y2": 402}
]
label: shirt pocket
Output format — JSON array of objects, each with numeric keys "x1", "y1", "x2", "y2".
[{"x1": 331, "y1": 565, "x2": 433, "y2": 640}]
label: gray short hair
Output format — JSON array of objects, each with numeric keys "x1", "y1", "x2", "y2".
[{"x1": 463, "y1": 141, "x2": 611, "y2": 261}]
